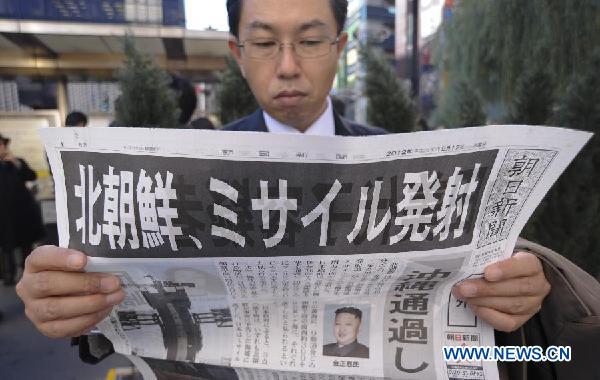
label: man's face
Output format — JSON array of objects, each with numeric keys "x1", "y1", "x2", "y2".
[
  {"x1": 0, "y1": 142, "x2": 7, "y2": 158},
  {"x1": 229, "y1": 0, "x2": 348, "y2": 131},
  {"x1": 334, "y1": 312, "x2": 361, "y2": 346}
]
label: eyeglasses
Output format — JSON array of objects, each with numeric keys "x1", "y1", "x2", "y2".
[{"x1": 237, "y1": 37, "x2": 340, "y2": 59}]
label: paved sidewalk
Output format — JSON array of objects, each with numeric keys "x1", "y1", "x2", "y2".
[{"x1": 0, "y1": 283, "x2": 132, "y2": 380}]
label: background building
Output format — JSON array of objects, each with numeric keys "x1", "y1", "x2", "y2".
[
  {"x1": 334, "y1": 0, "x2": 396, "y2": 124},
  {"x1": 395, "y1": 0, "x2": 445, "y2": 119},
  {"x1": 0, "y1": 0, "x2": 230, "y2": 190},
  {"x1": 0, "y1": 0, "x2": 186, "y2": 25}
]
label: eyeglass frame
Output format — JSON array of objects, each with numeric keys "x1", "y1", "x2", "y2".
[{"x1": 236, "y1": 36, "x2": 341, "y2": 60}]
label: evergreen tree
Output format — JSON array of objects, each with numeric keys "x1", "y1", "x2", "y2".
[
  {"x1": 115, "y1": 37, "x2": 180, "y2": 128},
  {"x1": 508, "y1": 70, "x2": 554, "y2": 125},
  {"x1": 434, "y1": 80, "x2": 486, "y2": 128},
  {"x1": 217, "y1": 57, "x2": 258, "y2": 125},
  {"x1": 522, "y1": 49, "x2": 600, "y2": 278},
  {"x1": 433, "y1": 0, "x2": 600, "y2": 276},
  {"x1": 437, "y1": 0, "x2": 600, "y2": 102},
  {"x1": 361, "y1": 47, "x2": 416, "y2": 133}
]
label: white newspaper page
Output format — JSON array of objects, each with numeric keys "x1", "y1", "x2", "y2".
[{"x1": 40, "y1": 125, "x2": 590, "y2": 380}]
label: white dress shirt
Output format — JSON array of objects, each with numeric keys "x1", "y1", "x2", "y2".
[{"x1": 263, "y1": 97, "x2": 335, "y2": 136}]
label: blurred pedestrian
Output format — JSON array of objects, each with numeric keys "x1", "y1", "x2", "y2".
[
  {"x1": 170, "y1": 75, "x2": 198, "y2": 127},
  {"x1": 189, "y1": 116, "x2": 215, "y2": 130},
  {"x1": 65, "y1": 111, "x2": 88, "y2": 127},
  {"x1": 109, "y1": 75, "x2": 198, "y2": 128},
  {"x1": 0, "y1": 134, "x2": 44, "y2": 285}
]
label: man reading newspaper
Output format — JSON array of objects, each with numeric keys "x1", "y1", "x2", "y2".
[{"x1": 18, "y1": 1, "x2": 599, "y2": 379}]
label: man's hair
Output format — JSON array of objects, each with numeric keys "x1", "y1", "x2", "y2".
[
  {"x1": 335, "y1": 306, "x2": 362, "y2": 320},
  {"x1": 226, "y1": 0, "x2": 348, "y2": 39},
  {"x1": 65, "y1": 111, "x2": 88, "y2": 127}
]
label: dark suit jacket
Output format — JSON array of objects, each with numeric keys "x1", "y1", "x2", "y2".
[
  {"x1": 222, "y1": 108, "x2": 388, "y2": 136},
  {"x1": 323, "y1": 341, "x2": 370, "y2": 359}
]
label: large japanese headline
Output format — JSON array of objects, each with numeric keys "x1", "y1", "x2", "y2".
[{"x1": 62, "y1": 150, "x2": 497, "y2": 258}]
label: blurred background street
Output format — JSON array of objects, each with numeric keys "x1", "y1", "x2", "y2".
[{"x1": 0, "y1": 281, "x2": 132, "y2": 380}]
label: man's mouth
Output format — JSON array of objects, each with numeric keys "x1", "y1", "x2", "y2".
[{"x1": 274, "y1": 90, "x2": 307, "y2": 106}]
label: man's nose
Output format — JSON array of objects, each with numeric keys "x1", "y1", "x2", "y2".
[{"x1": 276, "y1": 44, "x2": 301, "y2": 79}]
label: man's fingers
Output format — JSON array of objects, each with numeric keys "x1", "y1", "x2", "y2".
[
  {"x1": 468, "y1": 305, "x2": 531, "y2": 332},
  {"x1": 453, "y1": 274, "x2": 549, "y2": 298},
  {"x1": 22, "y1": 271, "x2": 121, "y2": 298},
  {"x1": 25, "y1": 246, "x2": 87, "y2": 274},
  {"x1": 36, "y1": 307, "x2": 114, "y2": 339},
  {"x1": 466, "y1": 296, "x2": 541, "y2": 316},
  {"x1": 484, "y1": 251, "x2": 543, "y2": 282},
  {"x1": 16, "y1": 245, "x2": 124, "y2": 340},
  {"x1": 27, "y1": 290, "x2": 125, "y2": 323}
]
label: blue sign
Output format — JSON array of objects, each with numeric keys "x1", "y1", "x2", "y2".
[{"x1": 0, "y1": 0, "x2": 184, "y2": 26}]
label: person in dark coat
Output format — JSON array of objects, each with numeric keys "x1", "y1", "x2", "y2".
[
  {"x1": 0, "y1": 133, "x2": 44, "y2": 285},
  {"x1": 65, "y1": 111, "x2": 88, "y2": 127}
]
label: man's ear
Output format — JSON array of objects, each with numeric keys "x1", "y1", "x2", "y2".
[
  {"x1": 336, "y1": 32, "x2": 349, "y2": 56},
  {"x1": 228, "y1": 39, "x2": 246, "y2": 77}
]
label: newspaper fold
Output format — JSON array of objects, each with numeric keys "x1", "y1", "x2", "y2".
[{"x1": 41, "y1": 125, "x2": 590, "y2": 380}]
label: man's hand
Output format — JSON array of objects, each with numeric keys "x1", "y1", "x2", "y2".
[
  {"x1": 452, "y1": 251, "x2": 551, "y2": 332},
  {"x1": 16, "y1": 246, "x2": 125, "y2": 339}
]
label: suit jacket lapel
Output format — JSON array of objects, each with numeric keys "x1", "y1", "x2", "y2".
[
  {"x1": 333, "y1": 111, "x2": 353, "y2": 136},
  {"x1": 250, "y1": 109, "x2": 269, "y2": 132}
]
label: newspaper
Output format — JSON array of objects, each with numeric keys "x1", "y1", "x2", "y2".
[{"x1": 40, "y1": 125, "x2": 590, "y2": 380}]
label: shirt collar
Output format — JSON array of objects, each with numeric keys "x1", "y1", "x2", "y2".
[{"x1": 263, "y1": 97, "x2": 335, "y2": 136}]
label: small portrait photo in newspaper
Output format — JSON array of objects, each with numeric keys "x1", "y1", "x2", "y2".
[{"x1": 322, "y1": 304, "x2": 370, "y2": 359}]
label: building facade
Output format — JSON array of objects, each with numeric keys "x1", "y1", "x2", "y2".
[
  {"x1": 395, "y1": 0, "x2": 446, "y2": 119},
  {"x1": 0, "y1": 0, "x2": 185, "y2": 26},
  {"x1": 0, "y1": 0, "x2": 228, "y2": 116},
  {"x1": 335, "y1": 0, "x2": 396, "y2": 124},
  {"x1": 0, "y1": 0, "x2": 228, "y2": 195}
]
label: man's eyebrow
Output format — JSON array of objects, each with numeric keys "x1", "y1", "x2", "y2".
[
  {"x1": 245, "y1": 20, "x2": 275, "y2": 32},
  {"x1": 298, "y1": 19, "x2": 329, "y2": 33},
  {"x1": 244, "y1": 19, "x2": 330, "y2": 35}
]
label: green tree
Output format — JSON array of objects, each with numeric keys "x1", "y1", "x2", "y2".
[
  {"x1": 508, "y1": 69, "x2": 555, "y2": 125},
  {"x1": 361, "y1": 47, "x2": 416, "y2": 133},
  {"x1": 217, "y1": 57, "x2": 258, "y2": 125},
  {"x1": 437, "y1": 0, "x2": 600, "y2": 102},
  {"x1": 115, "y1": 37, "x2": 180, "y2": 128},
  {"x1": 522, "y1": 49, "x2": 600, "y2": 277},
  {"x1": 433, "y1": 80, "x2": 486, "y2": 128},
  {"x1": 434, "y1": 0, "x2": 600, "y2": 276}
]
